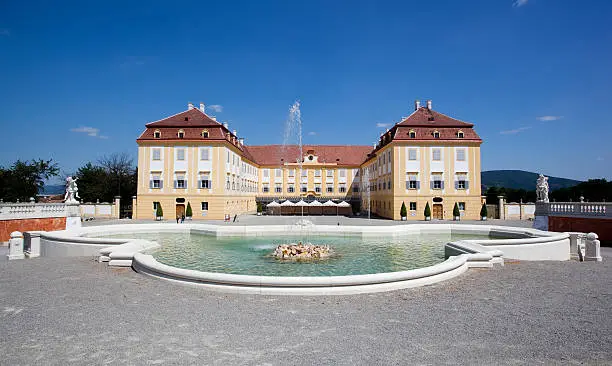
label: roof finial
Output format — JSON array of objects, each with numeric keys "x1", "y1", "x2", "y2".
[
  {"x1": 415, "y1": 100, "x2": 420, "y2": 111},
  {"x1": 426, "y1": 100, "x2": 432, "y2": 109}
]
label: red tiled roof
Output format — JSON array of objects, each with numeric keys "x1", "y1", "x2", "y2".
[
  {"x1": 245, "y1": 145, "x2": 372, "y2": 166},
  {"x1": 137, "y1": 126, "x2": 227, "y2": 141},
  {"x1": 145, "y1": 108, "x2": 221, "y2": 128},
  {"x1": 398, "y1": 107, "x2": 473, "y2": 127},
  {"x1": 393, "y1": 126, "x2": 481, "y2": 141}
]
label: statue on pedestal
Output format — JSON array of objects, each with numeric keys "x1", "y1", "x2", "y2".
[
  {"x1": 536, "y1": 174, "x2": 549, "y2": 203},
  {"x1": 64, "y1": 176, "x2": 81, "y2": 203}
]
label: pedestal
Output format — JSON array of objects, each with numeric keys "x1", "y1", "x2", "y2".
[
  {"x1": 533, "y1": 215, "x2": 548, "y2": 231},
  {"x1": 65, "y1": 202, "x2": 82, "y2": 230},
  {"x1": 7, "y1": 231, "x2": 24, "y2": 260}
]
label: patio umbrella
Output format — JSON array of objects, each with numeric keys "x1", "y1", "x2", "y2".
[
  {"x1": 337, "y1": 201, "x2": 351, "y2": 217},
  {"x1": 309, "y1": 200, "x2": 323, "y2": 216},
  {"x1": 267, "y1": 201, "x2": 281, "y2": 216},
  {"x1": 295, "y1": 199, "x2": 308, "y2": 216},
  {"x1": 322, "y1": 200, "x2": 337, "y2": 216},
  {"x1": 280, "y1": 199, "x2": 295, "y2": 216}
]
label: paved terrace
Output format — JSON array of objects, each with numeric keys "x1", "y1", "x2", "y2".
[{"x1": 0, "y1": 217, "x2": 610, "y2": 364}]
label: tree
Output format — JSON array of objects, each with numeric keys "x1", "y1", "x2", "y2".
[
  {"x1": 97, "y1": 152, "x2": 135, "y2": 198},
  {"x1": 424, "y1": 202, "x2": 431, "y2": 219},
  {"x1": 453, "y1": 202, "x2": 460, "y2": 219},
  {"x1": 400, "y1": 202, "x2": 407, "y2": 218},
  {"x1": 257, "y1": 202, "x2": 263, "y2": 213},
  {"x1": 185, "y1": 202, "x2": 193, "y2": 217},
  {"x1": 480, "y1": 203, "x2": 488, "y2": 218},
  {"x1": 75, "y1": 163, "x2": 110, "y2": 202},
  {"x1": 156, "y1": 204, "x2": 163, "y2": 219},
  {"x1": 0, "y1": 159, "x2": 59, "y2": 202}
]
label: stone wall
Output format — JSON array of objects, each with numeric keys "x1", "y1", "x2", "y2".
[
  {"x1": 549, "y1": 216, "x2": 612, "y2": 242},
  {"x1": 0, "y1": 217, "x2": 66, "y2": 242}
]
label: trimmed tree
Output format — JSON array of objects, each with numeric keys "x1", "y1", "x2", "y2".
[
  {"x1": 400, "y1": 202, "x2": 407, "y2": 219},
  {"x1": 257, "y1": 202, "x2": 263, "y2": 214},
  {"x1": 453, "y1": 202, "x2": 460, "y2": 219},
  {"x1": 480, "y1": 203, "x2": 488, "y2": 219},
  {"x1": 155, "y1": 204, "x2": 163, "y2": 220},
  {"x1": 424, "y1": 202, "x2": 431, "y2": 219},
  {"x1": 185, "y1": 202, "x2": 193, "y2": 218}
]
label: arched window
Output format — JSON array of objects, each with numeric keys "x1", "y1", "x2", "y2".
[
  {"x1": 457, "y1": 130, "x2": 464, "y2": 138},
  {"x1": 409, "y1": 130, "x2": 416, "y2": 139},
  {"x1": 177, "y1": 129, "x2": 185, "y2": 138},
  {"x1": 153, "y1": 130, "x2": 161, "y2": 139},
  {"x1": 201, "y1": 130, "x2": 209, "y2": 138},
  {"x1": 433, "y1": 130, "x2": 440, "y2": 139}
]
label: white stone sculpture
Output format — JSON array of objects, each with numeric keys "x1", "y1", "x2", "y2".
[
  {"x1": 64, "y1": 176, "x2": 81, "y2": 203},
  {"x1": 536, "y1": 174, "x2": 549, "y2": 203}
]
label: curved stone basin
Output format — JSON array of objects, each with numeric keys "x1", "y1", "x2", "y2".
[{"x1": 39, "y1": 223, "x2": 570, "y2": 295}]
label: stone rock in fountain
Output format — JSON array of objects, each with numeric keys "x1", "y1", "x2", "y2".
[{"x1": 273, "y1": 242, "x2": 331, "y2": 261}]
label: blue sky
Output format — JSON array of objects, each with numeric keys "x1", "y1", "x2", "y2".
[{"x1": 1, "y1": 0, "x2": 611, "y2": 183}]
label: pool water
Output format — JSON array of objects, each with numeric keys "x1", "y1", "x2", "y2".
[{"x1": 99, "y1": 232, "x2": 491, "y2": 276}]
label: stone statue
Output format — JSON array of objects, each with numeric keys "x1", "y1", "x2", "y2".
[
  {"x1": 536, "y1": 174, "x2": 549, "y2": 202},
  {"x1": 64, "y1": 176, "x2": 81, "y2": 203}
]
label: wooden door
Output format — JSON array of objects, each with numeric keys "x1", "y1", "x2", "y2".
[
  {"x1": 433, "y1": 204, "x2": 443, "y2": 220},
  {"x1": 176, "y1": 204, "x2": 185, "y2": 218}
]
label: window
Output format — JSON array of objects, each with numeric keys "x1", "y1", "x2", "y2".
[
  {"x1": 275, "y1": 184, "x2": 282, "y2": 193},
  {"x1": 227, "y1": 151, "x2": 230, "y2": 163},
  {"x1": 456, "y1": 174, "x2": 468, "y2": 190},
  {"x1": 226, "y1": 177, "x2": 230, "y2": 190},
  {"x1": 339, "y1": 184, "x2": 346, "y2": 193},
  {"x1": 315, "y1": 184, "x2": 321, "y2": 193},
  {"x1": 154, "y1": 130, "x2": 161, "y2": 139},
  {"x1": 408, "y1": 148, "x2": 417, "y2": 161},
  {"x1": 433, "y1": 130, "x2": 440, "y2": 139},
  {"x1": 200, "y1": 148, "x2": 210, "y2": 161},
  {"x1": 201, "y1": 130, "x2": 209, "y2": 138},
  {"x1": 353, "y1": 186, "x2": 359, "y2": 193},
  {"x1": 153, "y1": 202, "x2": 160, "y2": 210},
  {"x1": 458, "y1": 202, "x2": 466, "y2": 211},
  {"x1": 387, "y1": 181, "x2": 391, "y2": 190},
  {"x1": 275, "y1": 169, "x2": 282, "y2": 178},
  {"x1": 263, "y1": 169, "x2": 269, "y2": 178},
  {"x1": 432, "y1": 148, "x2": 441, "y2": 161},
  {"x1": 201, "y1": 202, "x2": 209, "y2": 211},
  {"x1": 326, "y1": 185, "x2": 333, "y2": 193},
  {"x1": 301, "y1": 169, "x2": 308, "y2": 177},
  {"x1": 151, "y1": 175, "x2": 162, "y2": 189},
  {"x1": 288, "y1": 185, "x2": 295, "y2": 193},
  {"x1": 288, "y1": 169, "x2": 295, "y2": 177},
  {"x1": 409, "y1": 130, "x2": 416, "y2": 138},
  {"x1": 432, "y1": 174, "x2": 443, "y2": 189},
  {"x1": 178, "y1": 129, "x2": 185, "y2": 138},
  {"x1": 301, "y1": 185, "x2": 307, "y2": 193},
  {"x1": 456, "y1": 149, "x2": 466, "y2": 161},
  {"x1": 200, "y1": 175, "x2": 211, "y2": 189},
  {"x1": 315, "y1": 169, "x2": 321, "y2": 177},
  {"x1": 409, "y1": 202, "x2": 417, "y2": 211},
  {"x1": 175, "y1": 177, "x2": 186, "y2": 189},
  {"x1": 457, "y1": 131, "x2": 464, "y2": 138},
  {"x1": 263, "y1": 184, "x2": 269, "y2": 193},
  {"x1": 152, "y1": 148, "x2": 161, "y2": 161},
  {"x1": 326, "y1": 169, "x2": 333, "y2": 178},
  {"x1": 176, "y1": 148, "x2": 185, "y2": 161},
  {"x1": 339, "y1": 169, "x2": 347, "y2": 178}
]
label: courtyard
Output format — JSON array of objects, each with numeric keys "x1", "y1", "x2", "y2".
[{"x1": 0, "y1": 218, "x2": 610, "y2": 365}]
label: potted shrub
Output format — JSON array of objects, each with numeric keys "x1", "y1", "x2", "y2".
[
  {"x1": 185, "y1": 202, "x2": 193, "y2": 220},
  {"x1": 155, "y1": 204, "x2": 163, "y2": 221},
  {"x1": 424, "y1": 202, "x2": 431, "y2": 221},
  {"x1": 453, "y1": 202, "x2": 460, "y2": 221},
  {"x1": 400, "y1": 202, "x2": 407, "y2": 221},
  {"x1": 480, "y1": 203, "x2": 488, "y2": 221},
  {"x1": 256, "y1": 202, "x2": 263, "y2": 216}
]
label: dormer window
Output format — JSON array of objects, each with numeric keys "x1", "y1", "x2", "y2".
[
  {"x1": 433, "y1": 130, "x2": 440, "y2": 139},
  {"x1": 457, "y1": 130, "x2": 464, "y2": 138},
  {"x1": 177, "y1": 129, "x2": 185, "y2": 138},
  {"x1": 409, "y1": 130, "x2": 416, "y2": 139},
  {"x1": 184, "y1": 117, "x2": 189, "y2": 121},
  {"x1": 201, "y1": 130, "x2": 209, "y2": 138},
  {"x1": 153, "y1": 130, "x2": 161, "y2": 139}
]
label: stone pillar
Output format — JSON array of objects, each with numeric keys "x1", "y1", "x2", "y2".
[
  {"x1": 114, "y1": 196, "x2": 121, "y2": 219},
  {"x1": 498, "y1": 195, "x2": 505, "y2": 220},
  {"x1": 533, "y1": 201, "x2": 549, "y2": 231},
  {"x1": 65, "y1": 202, "x2": 82, "y2": 230},
  {"x1": 7, "y1": 231, "x2": 24, "y2": 260},
  {"x1": 568, "y1": 232, "x2": 586, "y2": 261},
  {"x1": 23, "y1": 231, "x2": 42, "y2": 258},
  {"x1": 132, "y1": 196, "x2": 138, "y2": 219},
  {"x1": 585, "y1": 233, "x2": 602, "y2": 262}
]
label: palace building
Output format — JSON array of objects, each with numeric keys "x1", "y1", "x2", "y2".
[{"x1": 134, "y1": 100, "x2": 482, "y2": 221}]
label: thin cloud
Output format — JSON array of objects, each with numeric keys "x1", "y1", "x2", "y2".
[
  {"x1": 70, "y1": 126, "x2": 108, "y2": 139},
  {"x1": 500, "y1": 126, "x2": 532, "y2": 135},
  {"x1": 308, "y1": 131, "x2": 317, "y2": 136},
  {"x1": 376, "y1": 123, "x2": 392, "y2": 128},
  {"x1": 536, "y1": 115, "x2": 563, "y2": 121},
  {"x1": 513, "y1": 0, "x2": 528, "y2": 7},
  {"x1": 596, "y1": 156, "x2": 604, "y2": 162},
  {"x1": 207, "y1": 104, "x2": 223, "y2": 113},
  {"x1": 0, "y1": 29, "x2": 9, "y2": 36},
  {"x1": 119, "y1": 56, "x2": 146, "y2": 69}
]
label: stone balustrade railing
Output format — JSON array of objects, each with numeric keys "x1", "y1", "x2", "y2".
[
  {"x1": 535, "y1": 202, "x2": 610, "y2": 218},
  {"x1": 0, "y1": 203, "x2": 67, "y2": 220}
]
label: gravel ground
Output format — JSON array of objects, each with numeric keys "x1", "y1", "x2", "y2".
[{"x1": 1, "y1": 249, "x2": 610, "y2": 365}]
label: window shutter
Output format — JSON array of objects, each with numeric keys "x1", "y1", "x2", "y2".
[
  {"x1": 430, "y1": 181, "x2": 434, "y2": 189},
  {"x1": 208, "y1": 180, "x2": 212, "y2": 189},
  {"x1": 197, "y1": 180, "x2": 202, "y2": 188},
  {"x1": 174, "y1": 180, "x2": 177, "y2": 188},
  {"x1": 455, "y1": 181, "x2": 458, "y2": 189},
  {"x1": 149, "y1": 180, "x2": 153, "y2": 189},
  {"x1": 441, "y1": 181, "x2": 445, "y2": 189},
  {"x1": 405, "y1": 181, "x2": 410, "y2": 190},
  {"x1": 416, "y1": 181, "x2": 420, "y2": 189},
  {"x1": 160, "y1": 180, "x2": 163, "y2": 189},
  {"x1": 184, "y1": 180, "x2": 188, "y2": 188},
  {"x1": 465, "y1": 181, "x2": 469, "y2": 189}
]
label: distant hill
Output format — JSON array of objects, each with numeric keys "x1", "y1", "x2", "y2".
[
  {"x1": 481, "y1": 170, "x2": 582, "y2": 191},
  {"x1": 39, "y1": 184, "x2": 65, "y2": 196}
]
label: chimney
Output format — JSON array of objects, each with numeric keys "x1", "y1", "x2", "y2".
[
  {"x1": 211, "y1": 116, "x2": 217, "y2": 121},
  {"x1": 239, "y1": 138, "x2": 244, "y2": 145},
  {"x1": 426, "y1": 100, "x2": 432, "y2": 109},
  {"x1": 199, "y1": 103, "x2": 205, "y2": 112},
  {"x1": 415, "y1": 100, "x2": 420, "y2": 110},
  {"x1": 232, "y1": 129, "x2": 237, "y2": 136},
  {"x1": 188, "y1": 102, "x2": 194, "y2": 110},
  {"x1": 223, "y1": 122, "x2": 229, "y2": 129}
]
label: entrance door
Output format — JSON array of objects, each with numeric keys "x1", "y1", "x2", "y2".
[
  {"x1": 176, "y1": 204, "x2": 185, "y2": 219},
  {"x1": 433, "y1": 204, "x2": 443, "y2": 220}
]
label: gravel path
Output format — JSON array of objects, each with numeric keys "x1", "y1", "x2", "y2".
[{"x1": 1, "y1": 249, "x2": 610, "y2": 365}]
